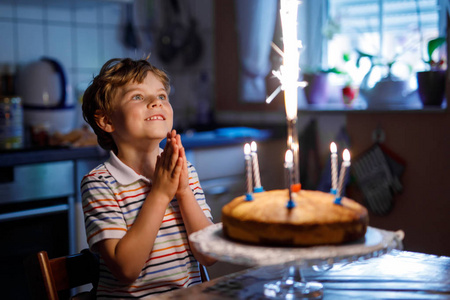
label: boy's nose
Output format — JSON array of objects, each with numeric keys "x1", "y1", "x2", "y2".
[{"x1": 148, "y1": 99, "x2": 162, "y2": 108}]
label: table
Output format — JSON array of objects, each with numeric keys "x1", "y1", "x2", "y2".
[{"x1": 157, "y1": 250, "x2": 450, "y2": 299}]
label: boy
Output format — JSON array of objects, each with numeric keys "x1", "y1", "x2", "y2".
[{"x1": 81, "y1": 58, "x2": 216, "y2": 299}]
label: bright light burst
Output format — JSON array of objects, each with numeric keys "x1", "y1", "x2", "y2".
[{"x1": 266, "y1": 0, "x2": 306, "y2": 121}]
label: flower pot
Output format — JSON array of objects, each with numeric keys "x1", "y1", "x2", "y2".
[
  {"x1": 416, "y1": 70, "x2": 446, "y2": 106},
  {"x1": 302, "y1": 73, "x2": 329, "y2": 105}
]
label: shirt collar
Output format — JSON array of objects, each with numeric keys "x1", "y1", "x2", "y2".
[{"x1": 104, "y1": 151, "x2": 151, "y2": 185}]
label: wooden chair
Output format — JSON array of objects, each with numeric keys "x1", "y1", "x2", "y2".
[
  {"x1": 24, "y1": 249, "x2": 99, "y2": 300},
  {"x1": 200, "y1": 264, "x2": 210, "y2": 282}
]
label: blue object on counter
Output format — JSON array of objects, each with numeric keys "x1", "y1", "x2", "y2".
[
  {"x1": 214, "y1": 127, "x2": 271, "y2": 139},
  {"x1": 160, "y1": 127, "x2": 272, "y2": 149}
]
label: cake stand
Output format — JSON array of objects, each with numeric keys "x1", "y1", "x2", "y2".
[{"x1": 189, "y1": 223, "x2": 404, "y2": 299}]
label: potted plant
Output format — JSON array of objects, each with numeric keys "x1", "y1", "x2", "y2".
[
  {"x1": 302, "y1": 64, "x2": 347, "y2": 105},
  {"x1": 416, "y1": 37, "x2": 447, "y2": 106}
]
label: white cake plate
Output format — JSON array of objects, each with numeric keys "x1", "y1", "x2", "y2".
[{"x1": 190, "y1": 223, "x2": 404, "y2": 299}]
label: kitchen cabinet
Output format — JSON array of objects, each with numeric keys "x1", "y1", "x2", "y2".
[
  {"x1": 185, "y1": 144, "x2": 250, "y2": 279},
  {"x1": 0, "y1": 154, "x2": 104, "y2": 298},
  {"x1": 188, "y1": 138, "x2": 286, "y2": 279},
  {"x1": 0, "y1": 127, "x2": 282, "y2": 284}
]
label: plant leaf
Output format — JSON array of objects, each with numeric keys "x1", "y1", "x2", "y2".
[{"x1": 427, "y1": 37, "x2": 446, "y2": 62}]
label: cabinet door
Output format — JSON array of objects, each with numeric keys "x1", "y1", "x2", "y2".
[
  {"x1": 201, "y1": 176, "x2": 244, "y2": 223},
  {"x1": 190, "y1": 145, "x2": 244, "y2": 181}
]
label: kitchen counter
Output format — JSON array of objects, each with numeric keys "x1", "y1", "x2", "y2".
[
  {"x1": 0, "y1": 127, "x2": 274, "y2": 168},
  {"x1": 156, "y1": 250, "x2": 450, "y2": 299},
  {"x1": 0, "y1": 146, "x2": 107, "y2": 168}
]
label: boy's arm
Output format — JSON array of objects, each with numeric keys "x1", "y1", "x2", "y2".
[
  {"x1": 175, "y1": 136, "x2": 217, "y2": 267},
  {"x1": 96, "y1": 135, "x2": 184, "y2": 283}
]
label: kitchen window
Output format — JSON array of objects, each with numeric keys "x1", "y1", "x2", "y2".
[
  {"x1": 214, "y1": 0, "x2": 447, "y2": 115},
  {"x1": 299, "y1": 0, "x2": 447, "y2": 109},
  {"x1": 325, "y1": 0, "x2": 443, "y2": 87}
]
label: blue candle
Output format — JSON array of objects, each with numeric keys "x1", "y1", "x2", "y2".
[
  {"x1": 251, "y1": 141, "x2": 264, "y2": 193},
  {"x1": 285, "y1": 150, "x2": 295, "y2": 209},
  {"x1": 335, "y1": 149, "x2": 351, "y2": 205},
  {"x1": 244, "y1": 143, "x2": 253, "y2": 201},
  {"x1": 330, "y1": 142, "x2": 338, "y2": 195}
]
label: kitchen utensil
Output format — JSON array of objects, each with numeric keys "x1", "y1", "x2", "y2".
[
  {"x1": 156, "y1": 0, "x2": 202, "y2": 65},
  {"x1": 157, "y1": 0, "x2": 186, "y2": 63},
  {"x1": 16, "y1": 57, "x2": 75, "y2": 134},
  {"x1": 123, "y1": 2, "x2": 139, "y2": 49}
]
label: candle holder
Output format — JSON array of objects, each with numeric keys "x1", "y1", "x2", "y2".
[
  {"x1": 263, "y1": 263, "x2": 323, "y2": 299},
  {"x1": 190, "y1": 224, "x2": 403, "y2": 300}
]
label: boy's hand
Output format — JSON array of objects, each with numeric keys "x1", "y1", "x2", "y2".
[
  {"x1": 151, "y1": 130, "x2": 182, "y2": 202},
  {"x1": 175, "y1": 135, "x2": 190, "y2": 199}
]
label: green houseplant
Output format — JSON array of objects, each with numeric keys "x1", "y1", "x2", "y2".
[{"x1": 416, "y1": 37, "x2": 447, "y2": 106}]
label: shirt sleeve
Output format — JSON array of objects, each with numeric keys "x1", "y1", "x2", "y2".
[
  {"x1": 80, "y1": 170, "x2": 127, "y2": 251},
  {"x1": 187, "y1": 161, "x2": 213, "y2": 221}
]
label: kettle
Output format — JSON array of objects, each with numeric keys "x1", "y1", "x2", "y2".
[
  {"x1": 360, "y1": 63, "x2": 415, "y2": 107},
  {"x1": 16, "y1": 57, "x2": 75, "y2": 134}
]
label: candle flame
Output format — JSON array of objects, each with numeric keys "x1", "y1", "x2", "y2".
[
  {"x1": 285, "y1": 149, "x2": 293, "y2": 164},
  {"x1": 343, "y1": 149, "x2": 351, "y2": 162},
  {"x1": 244, "y1": 143, "x2": 251, "y2": 155},
  {"x1": 251, "y1": 141, "x2": 257, "y2": 152},
  {"x1": 330, "y1": 142, "x2": 337, "y2": 153}
]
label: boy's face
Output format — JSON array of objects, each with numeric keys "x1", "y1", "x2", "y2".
[{"x1": 104, "y1": 72, "x2": 173, "y2": 147}]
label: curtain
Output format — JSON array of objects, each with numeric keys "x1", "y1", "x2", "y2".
[{"x1": 235, "y1": 0, "x2": 278, "y2": 102}]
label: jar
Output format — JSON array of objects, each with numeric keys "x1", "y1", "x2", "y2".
[{"x1": 0, "y1": 96, "x2": 24, "y2": 149}]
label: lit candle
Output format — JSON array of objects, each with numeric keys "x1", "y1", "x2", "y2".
[
  {"x1": 251, "y1": 141, "x2": 264, "y2": 192},
  {"x1": 330, "y1": 142, "x2": 338, "y2": 194},
  {"x1": 284, "y1": 150, "x2": 295, "y2": 209},
  {"x1": 244, "y1": 143, "x2": 253, "y2": 201},
  {"x1": 335, "y1": 149, "x2": 351, "y2": 205}
]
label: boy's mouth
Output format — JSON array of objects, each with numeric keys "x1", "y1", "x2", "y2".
[{"x1": 145, "y1": 114, "x2": 165, "y2": 121}]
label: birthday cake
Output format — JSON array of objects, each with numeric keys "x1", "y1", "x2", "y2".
[{"x1": 221, "y1": 189, "x2": 369, "y2": 246}]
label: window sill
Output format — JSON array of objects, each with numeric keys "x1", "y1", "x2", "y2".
[{"x1": 299, "y1": 96, "x2": 447, "y2": 113}]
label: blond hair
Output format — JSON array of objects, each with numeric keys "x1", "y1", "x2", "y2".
[{"x1": 82, "y1": 58, "x2": 170, "y2": 152}]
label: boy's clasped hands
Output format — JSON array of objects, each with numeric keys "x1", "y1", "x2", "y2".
[{"x1": 153, "y1": 129, "x2": 190, "y2": 202}]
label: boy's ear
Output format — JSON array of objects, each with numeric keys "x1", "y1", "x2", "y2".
[{"x1": 95, "y1": 110, "x2": 115, "y2": 133}]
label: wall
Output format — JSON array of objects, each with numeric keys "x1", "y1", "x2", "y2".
[
  {"x1": 214, "y1": 0, "x2": 450, "y2": 257},
  {"x1": 346, "y1": 110, "x2": 450, "y2": 257},
  {"x1": 0, "y1": 0, "x2": 214, "y2": 132}
]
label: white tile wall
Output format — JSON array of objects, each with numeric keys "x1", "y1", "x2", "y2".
[
  {"x1": 17, "y1": 22, "x2": 45, "y2": 63},
  {"x1": 0, "y1": 3, "x2": 14, "y2": 19},
  {"x1": 46, "y1": 5, "x2": 72, "y2": 23},
  {"x1": 17, "y1": 3, "x2": 44, "y2": 21},
  {"x1": 47, "y1": 25, "x2": 73, "y2": 68},
  {"x1": 0, "y1": 21, "x2": 15, "y2": 65},
  {"x1": 0, "y1": 0, "x2": 215, "y2": 130}
]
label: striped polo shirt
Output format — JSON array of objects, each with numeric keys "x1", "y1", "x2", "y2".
[{"x1": 81, "y1": 151, "x2": 212, "y2": 299}]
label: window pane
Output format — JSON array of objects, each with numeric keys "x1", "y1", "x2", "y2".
[{"x1": 327, "y1": 0, "x2": 440, "y2": 87}]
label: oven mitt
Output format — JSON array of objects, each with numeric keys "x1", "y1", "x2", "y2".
[{"x1": 352, "y1": 143, "x2": 405, "y2": 215}]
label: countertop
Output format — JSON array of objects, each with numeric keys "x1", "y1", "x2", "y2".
[
  {"x1": 157, "y1": 250, "x2": 450, "y2": 299},
  {"x1": 0, "y1": 127, "x2": 274, "y2": 167}
]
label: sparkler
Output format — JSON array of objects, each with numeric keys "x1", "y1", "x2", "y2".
[{"x1": 266, "y1": 0, "x2": 305, "y2": 187}]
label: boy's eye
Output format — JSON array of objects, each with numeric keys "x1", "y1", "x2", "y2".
[
  {"x1": 158, "y1": 94, "x2": 167, "y2": 100},
  {"x1": 132, "y1": 94, "x2": 143, "y2": 101}
]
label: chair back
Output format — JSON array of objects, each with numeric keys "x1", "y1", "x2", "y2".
[
  {"x1": 200, "y1": 264, "x2": 210, "y2": 282},
  {"x1": 24, "y1": 249, "x2": 99, "y2": 300}
]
